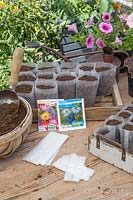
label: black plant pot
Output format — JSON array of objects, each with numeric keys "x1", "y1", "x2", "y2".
[{"x1": 127, "y1": 72, "x2": 133, "y2": 97}]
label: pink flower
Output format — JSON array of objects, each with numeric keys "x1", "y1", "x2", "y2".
[
  {"x1": 86, "y1": 19, "x2": 92, "y2": 28},
  {"x1": 96, "y1": 38, "x2": 106, "y2": 48},
  {"x1": 99, "y1": 22, "x2": 113, "y2": 34},
  {"x1": 85, "y1": 35, "x2": 94, "y2": 48},
  {"x1": 102, "y1": 13, "x2": 111, "y2": 22},
  {"x1": 126, "y1": 13, "x2": 133, "y2": 28},
  {"x1": 68, "y1": 23, "x2": 78, "y2": 33},
  {"x1": 120, "y1": 13, "x2": 127, "y2": 22},
  {"x1": 115, "y1": 37, "x2": 122, "y2": 46}
]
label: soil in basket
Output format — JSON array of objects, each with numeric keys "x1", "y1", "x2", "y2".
[
  {"x1": 126, "y1": 106, "x2": 133, "y2": 112},
  {"x1": 36, "y1": 85, "x2": 54, "y2": 89},
  {"x1": 20, "y1": 65, "x2": 35, "y2": 72},
  {"x1": 56, "y1": 76, "x2": 75, "y2": 81},
  {"x1": 18, "y1": 75, "x2": 36, "y2": 82},
  {"x1": 106, "y1": 119, "x2": 121, "y2": 125},
  {"x1": 96, "y1": 67, "x2": 110, "y2": 72},
  {"x1": 15, "y1": 84, "x2": 32, "y2": 93},
  {"x1": 79, "y1": 75, "x2": 97, "y2": 81},
  {"x1": 80, "y1": 66, "x2": 93, "y2": 71},
  {"x1": 38, "y1": 75, "x2": 53, "y2": 79},
  {"x1": 0, "y1": 103, "x2": 26, "y2": 136},
  {"x1": 118, "y1": 111, "x2": 131, "y2": 119},
  {"x1": 123, "y1": 124, "x2": 133, "y2": 131}
]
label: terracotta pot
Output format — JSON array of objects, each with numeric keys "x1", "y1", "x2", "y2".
[{"x1": 103, "y1": 53, "x2": 113, "y2": 63}]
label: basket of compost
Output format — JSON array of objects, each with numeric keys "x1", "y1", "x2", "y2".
[{"x1": 0, "y1": 96, "x2": 32, "y2": 158}]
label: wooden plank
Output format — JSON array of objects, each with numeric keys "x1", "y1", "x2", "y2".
[
  {"x1": 112, "y1": 80, "x2": 123, "y2": 106},
  {"x1": 85, "y1": 106, "x2": 122, "y2": 121}
]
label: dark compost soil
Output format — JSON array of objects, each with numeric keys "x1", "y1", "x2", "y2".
[
  {"x1": 18, "y1": 75, "x2": 36, "y2": 82},
  {"x1": 15, "y1": 84, "x2": 32, "y2": 93},
  {"x1": 0, "y1": 102, "x2": 26, "y2": 136},
  {"x1": 36, "y1": 85, "x2": 54, "y2": 89},
  {"x1": 106, "y1": 119, "x2": 122, "y2": 125},
  {"x1": 78, "y1": 75, "x2": 97, "y2": 81},
  {"x1": 56, "y1": 76, "x2": 75, "y2": 81}
]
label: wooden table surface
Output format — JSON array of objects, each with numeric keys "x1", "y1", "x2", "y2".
[{"x1": 0, "y1": 74, "x2": 133, "y2": 200}]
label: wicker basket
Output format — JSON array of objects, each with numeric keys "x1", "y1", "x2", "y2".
[{"x1": 0, "y1": 97, "x2": 32, "y2": 158}]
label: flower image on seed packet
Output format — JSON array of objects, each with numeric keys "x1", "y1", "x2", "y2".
[
  {"x1": 58, "y1": 98, "x2": 86, "y2": 131},
  {"x1": 37, "y1": 100, "x2": 59, "y2": 132}
]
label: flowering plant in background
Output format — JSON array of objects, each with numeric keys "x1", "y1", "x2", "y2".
[{"x1": 68, "y1": 11, "x2": 133, "y2": 51}]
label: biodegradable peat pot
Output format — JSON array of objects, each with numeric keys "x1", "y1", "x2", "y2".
[
  {"x1": 18, "y1": 71, "x2": 36, "y2": 82},
  {"x1": 0, "y1": 97, "x2": 32, "y2": 158},
  {"x1": 105, "y1": 115, "x2": 124, "y2": 143},
  {"x1": 56, "y1": 72, "x2": 76, "y2": 99},
  {"x1": 117, "y1": 110, "x2": 132, "y2": 122},
  {"x1": 20, "y1": 63, "x2": 36, "y2": 74},
  {"x1": 36, "y1": 71, "x2": 54, "y2": 81},
  {"x1": 15, "y1": 81, "x2": 35, "y2": 108},
  {"x1": 93, "y1": 125, "x2": 115, "y2": 141},
  {"x1": 76, "y1": 71, "x2": 99, "y2": 107},
  {"x1": 120, "y1": 122, "x2": 133, "y2": 154},
  {"x1": 35, "y1": 79, "x2": 58, "y2": 101},
  {"x1": 95, "y1": 62, "x2": 116, "y2": 96}
]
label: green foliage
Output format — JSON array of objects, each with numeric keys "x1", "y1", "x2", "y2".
[{"x1": 0, "y1": 0, "x2": 66, "y2": 89}]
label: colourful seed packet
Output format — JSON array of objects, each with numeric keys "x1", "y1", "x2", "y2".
[
  {"x1": 57, "y1": 98, "x2": 86, "y2": 131},
  {"x1": 37, "y1": 100, "x2": 59, "y2": 131}
]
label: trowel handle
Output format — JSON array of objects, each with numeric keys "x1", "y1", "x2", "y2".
[{"x1": 9, "y1": 48, "x2": 24, "y2": 88}]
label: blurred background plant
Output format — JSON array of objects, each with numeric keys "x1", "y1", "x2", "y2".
[{"x1": 0, "y1": 0, "x2": 94, "y2": 89}]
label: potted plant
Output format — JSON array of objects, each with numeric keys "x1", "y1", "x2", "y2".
[{"x1": 66, "y1": 8, "x2": 133, "y2": 60}]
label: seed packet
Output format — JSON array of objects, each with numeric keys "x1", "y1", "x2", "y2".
[
  {"x1": 37, "y1": 99, "x2": 59, "y2": 132},
  {"x1": 57, "y1": 98, "x2": 86, "y2": 131}
]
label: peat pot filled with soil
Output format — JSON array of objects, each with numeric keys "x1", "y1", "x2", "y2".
[
  {"x1": 76, "y1": 71, "x2": 99, "y2": 107},
  {"x1": 36, "y1": 62, "x2": 59, "y2": 73},
  {"x1": 0, "y1": 97, "x2": 32, "y2": 157},
  {"x1": 59, "y1": 61, "x2": 78, "y2": 73},
  {"x1": 93, "y1": 125, "x2": 115, "y2": 141},
  {"x1": 95, "y1": 62, "x2": 116, "y2": 96},
  {"x1": 56, "y1": 72, "x2": 76, "y2": 99},
  {"x1": 18, "y1": 71, "x2": 36, "y2": 82},
  {"x1": 35, "y1": 79, "x2": 58, "y2": 101},
  {"x1": 123, "y1": 103, "x2": 133, "y2": 114},
  {"x1": 120, "y1": 122, "x2": 133, "y2": 154},
  {"x1": 117, "y1": 110, "x2": 132, "y2": 122},
  {"x1": 105, "y1": 115, "x2": 124, "y2": 143},
  {"x1": 20, "y1": 63, "x2": 36, "y2": 74},
  {"x1": 36, "y1": 71, "x2": 54, "y2": 81},
  {"x1": 77, "y1": 62, "x2": 94, "y2": 75},
  {"x1": 15, "y1": 81, "x2": 35, "y2": 108}
]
